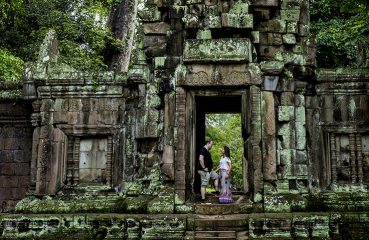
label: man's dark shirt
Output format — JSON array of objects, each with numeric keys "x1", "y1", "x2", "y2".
[{"x1": 199, "y1": 147, "x2": 213, "y2": 172}]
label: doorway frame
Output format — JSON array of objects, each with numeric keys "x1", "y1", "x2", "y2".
[{"x1": 184, "y1": 88, "x2": 254, "y2": 199}]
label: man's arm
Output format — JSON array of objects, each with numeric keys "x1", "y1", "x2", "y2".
[{"x1": 199, "y1": 155, "x2": 208, "y2": 171}]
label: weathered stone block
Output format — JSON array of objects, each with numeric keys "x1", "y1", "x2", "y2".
[
  {"x1": 144, "y1": 22, "x2": 170, "y2": 35},
  {"x1": 144, "y1": 35, "x2": 167, "y2": 58},
  {"x1": 196, "y1": 29, "x2": 212, "y2": 39},
  {"x1": 283, "y1": 33, "x2": 296, "y2": 44},
  {"x1": 259, "y1": 45, "x2": 285, "y2": 59},
  {"x1": 204, "y1": 0, "x2": 217, "y2": 5},
  {"x1": 0, "y1": 176, "x2": 18, "y2": 188},
  {"x1": 278, "y1": 106, "x2": 295, "y2": 121},
  {"x1": 287, "y1": 21, "x2": 298, "y2": 33},
  {"x1": 15, "y1": 163, "x2": 30, "y2": 176},
  {"x1": 296, "y1": 150, "x2": 307, "y2": 164},
  {"x1": 253, "y1": 7, "x2": 271, "y2": 20},
  {"x1": 4, "y1": 138, "x2": 20, "y2": 150},
  {"x1": 260, "y1": 60, "x2": 284, "y2": 75},
  {"x1": 257, "y1": 20, "x2": 286, "y2": 33},
  {"x1": 251, "y1": 31, "x2": 259, "y2": 43},
  {"x1": 139, "y1": 5, "x2": 161, "y2": 22},
  {"x1": 161, "y1": 163, "x2": 175, "y2": 180},
  {"x1": 147, "y1": 194, "x2": 175, "y2": 213},
  {"x1": 281, "y1": 92, "x2": 295, "y2": 105},
  {"x1": 281, "y1": 0, "x2": 302, "y2": 9},
  {"x1": 298, "y1": 23, "x2": 309, "y2": 36},
  {"x1": 278, "y1": 149, "x2": 295, "y2": 177},
  {"x1": 295, "y1": 122, "x2": 306, "y2": 137},
  {"x1": 311, "y1": 217, "x2": 330, "y2": 239},
  {"x1": 146, "y1": 0, "x2": 157, "y2": 5},
  {"x1": 278, "y1": 123, "x2": 294, "y2": 150},
  {"x1": 262, "y1": 92, "x2": 277, "y2": 181},
  {"x1": 251, "y1": 0, "x2": 279, "y2": 7},
  {"x1": 183, "y1": 14, "x2": 200, "y2": 28},
  {"x1": 230, "y1": 0, "x2": 249, "y2": 13},
  {"x1": 221, "y1": 13, "x2": 237, "y2": 27},
  {"x1": 295, "y1": 164, "x2": 307, "y2": 176},
  {"x1": 260, "y1": 33, "x2": 282, "y2": 45},
  {"x1": 154, "y1": 56, "x2": 166, "y2": 68},
  {"x1": 183, "y1": 39, "x2": 253, "y2": 63},
  {"x1": 281, "y1": 9, "x2": 300, "y2": 21},
  {"x1": 204, "y1": 15, "x2": 221, "y2": 28},
  {"x1": 295, "y1": 106, "x2": 305, "y2": 122},
  {"x1": 295, "y1": 94, "x2": 305, "y2": 107},
  {"x1": 189, "y1": 4, "x2": 203, "y2": 15},
  {"x1": 186, "y1": 0, "x2": 202, "y2": 3}
]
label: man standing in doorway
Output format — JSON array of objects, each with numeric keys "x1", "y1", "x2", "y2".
[{"x1": 198, "y1": 140, "x2": 219, "y2": 201}]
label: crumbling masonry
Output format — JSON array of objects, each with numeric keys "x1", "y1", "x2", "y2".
[{"x1": 1, "y1": 0, "x2": 369, "y2": 239}]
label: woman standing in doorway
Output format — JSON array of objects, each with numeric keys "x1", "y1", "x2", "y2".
[{"x1": 218, "y1": 146, "x2": 234, "y2": 204}]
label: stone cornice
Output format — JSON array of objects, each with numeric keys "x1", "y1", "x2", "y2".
[{"x1": 317, "y1": 68, "x2": 369, "y2": 82}]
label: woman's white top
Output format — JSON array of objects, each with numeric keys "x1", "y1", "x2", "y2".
[{"x1": 219, "y1": 156, "x2": 231, "y2": 171}]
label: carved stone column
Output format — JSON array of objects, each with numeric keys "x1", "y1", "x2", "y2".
[
  {"x1": 262, "y1": 92, "x2": 276, "y2": 182},
  {"x1": 356, "y1": 134, "x2": 363, "y2": 184},
  {"x1": 250, "y1": 86, "x2": 262, "y2": 200},
  {"x1": 349, "y1": 133, "x2": 357, "y2": 183},
  {"x1": 30, "y1": 100, "x2": 41, "y2": 193},
  {"x1": 107, "y1": 136, "x2": 113, "y2": 185},
  {"x1": 67, "y1": 136, "x2": 74, "y2": 185},
  {"x1": 73, "y1": 137, "x2": 80, "y2": 185},
  {"x1": 330, "y1": 133, "x2": 337, "y2": 185},
  {"x1": 175, "y1": 87, "x2": 186, "y2": 199}
]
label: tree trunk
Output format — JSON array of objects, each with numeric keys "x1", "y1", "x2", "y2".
[{"x1": 104, "y1": 0, "x2": 138, "y2": 73}]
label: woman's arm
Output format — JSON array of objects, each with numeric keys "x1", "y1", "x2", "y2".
[{"x1": 226, "y1": 158, "x2": 232, "y2": 178}]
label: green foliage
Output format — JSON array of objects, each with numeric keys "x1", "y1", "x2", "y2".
[
  {"x1": 310, "y1": 0, "x2": 369, "y2": 68},
  {"x1": 205, "y1": 114, "x2": 244, "y2": 189},
  {"x1": 0, "y1": 0, "x2": 26, "y2": 31},
  {"x1": 0, "y1": 49, "x2": 24, "y2": 82},
  {"x1": 0, "y1": 0, "x2": 113, "y2": 73}
]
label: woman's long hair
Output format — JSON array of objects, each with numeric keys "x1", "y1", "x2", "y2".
[{"x1": 224, "y1": 146, "x2": 230, "y2": 158}]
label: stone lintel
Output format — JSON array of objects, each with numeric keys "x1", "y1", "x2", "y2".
[
  {"x1": 316, "y1": 82, "x2": 369, "y2": 95},
  {"x1": 183, "y1": 38, "x2": 253, "y2": 63},
  {"x1": 56, "y1": 125, "x2": 119, "y2": 136},
  {"x1": 37, "y1": 85, "x2": 124, "y2": 98},
  {"x1": 181, "y1": 63, "x2": 261, "y2": 86},
  {"x1": 317, "y1": 68, "x2": 369, "y2": 82}
]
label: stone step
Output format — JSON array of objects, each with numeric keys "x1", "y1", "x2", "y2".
[
  {"x1": 186, "y1": 230, "x2": 248, "y2": 240},
  {"x1": 195, "y1": 196, "x2": 262, "y2": 215},
  {"x1": 187, "y1": 214, "x2": 249, "y2": 231},
  {"x1": 196, "y1": 230, "x2": 236, "y2": 238}
]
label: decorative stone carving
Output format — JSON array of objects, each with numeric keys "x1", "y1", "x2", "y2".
[
  {"x1": 183, "y1": 39, "x2": 254, "y2": 63},
  {"x1": 184, "y1": 64, "x2": 261, "y2": 86}
]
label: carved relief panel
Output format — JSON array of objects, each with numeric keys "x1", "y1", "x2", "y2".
[{"x1": 329, "y1": 133, "x2": 368, "y2": 185}]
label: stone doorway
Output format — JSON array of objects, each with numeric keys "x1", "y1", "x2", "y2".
[{"x1": 185, "y1": 89, "x2": 254, "y2": 200}]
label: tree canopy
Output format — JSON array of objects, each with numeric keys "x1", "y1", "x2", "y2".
[
  {"x1": 0, "y1": 0, "x2": 113, "y2": 81},
  {"x1": 310, "y1": 0, "x2": 369, "y2": 67}
]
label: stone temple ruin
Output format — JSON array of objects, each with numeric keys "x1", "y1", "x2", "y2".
[{"x1": 1, "y1": 0, "x2": 369, "y2": 239}]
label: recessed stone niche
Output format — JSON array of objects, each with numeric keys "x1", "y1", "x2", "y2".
[{"x1": 79, "y1": 138, "x2": 107, "y2": 183}]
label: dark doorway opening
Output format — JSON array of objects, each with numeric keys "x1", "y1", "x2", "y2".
[{"x1": 193, "y1": 96, "x2": 244, "y2": 194}]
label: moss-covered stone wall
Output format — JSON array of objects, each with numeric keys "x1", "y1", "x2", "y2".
[
  {"x1": 0, "y1": 83, "x2": 33, "y2": 212},
  {"x1": 0, "y1": 0, "x2": 369, "y2": 238}
]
